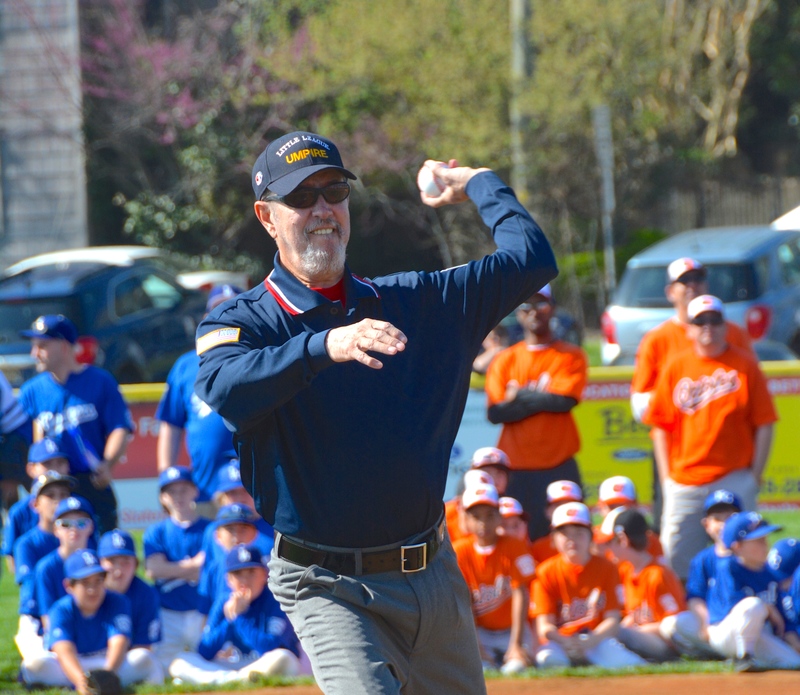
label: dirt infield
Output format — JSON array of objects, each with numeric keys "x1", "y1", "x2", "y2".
[{"x1": 231, "y1": 670, "x2": 800, "y2": 695}]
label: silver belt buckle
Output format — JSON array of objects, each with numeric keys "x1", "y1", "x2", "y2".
[{"x1": 401, "y1": 541, "x2": 427, "y2": 573}]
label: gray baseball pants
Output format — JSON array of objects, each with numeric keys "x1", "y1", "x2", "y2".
[{"x1": 268, "y1": 533, "x2": 487, "y2": 695}]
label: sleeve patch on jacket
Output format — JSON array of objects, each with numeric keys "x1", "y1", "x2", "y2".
[{"x1": 196, "y1": 327, "x2": 241, "y2": 355}]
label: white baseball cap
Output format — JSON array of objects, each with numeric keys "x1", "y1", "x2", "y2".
[
  {"x1": 470, "y1": 447, "x2": 510, "y2": 470},
  {"x1": 499, "y1": 496, "x2": 525, "y2": 518},
  {"x1": 667, "y1": 257, "x2": 706, "y2": 283},
  {"x1": 462, "y1": 469, "x2": 493, "y2": 490},
  {"x1": 687, "y1": 294, "x2": 725, "y2": 321},
  {"x1": 598, "y1": 476, "x2": 637, "y2": 505},
  {"x1": 546, "y1": 480, "x2": 584, "y2": 505},
  {"x1": 551, "y1": 501, "x2": 592, "y2": 529},
  {"x1": 462, "y1": 484, "x2": 500, "y2": 511}
]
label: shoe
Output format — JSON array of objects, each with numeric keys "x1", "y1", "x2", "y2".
[{"x1": 733, "y1": 655, "x2": 765, "y2": 673}]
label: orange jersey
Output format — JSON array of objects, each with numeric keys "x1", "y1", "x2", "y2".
[
  {"x1": 531, "y1": 535, "x2": 558, "y2": 565},
  {"x1": 454, "y1": 536, "x2": 536, "y2": 631},
  {"x1": 644, "y1": 345, "x2": 777, "y2": 485},
  {"x1": 632, "y1": 318, "x2": 752, "y2": 393},
  {"x1": 530, "y1": 554, "x2": 621, "y2": 635},
  {"x1": 485, "y1": 341, "x2": 588, "y2": 470},
  {"x1": 445, "y1": 498, "x2": 471, "y2": 544},
  {"x1": 618, "y1": 560, "x2": 686, "y2": 625}
]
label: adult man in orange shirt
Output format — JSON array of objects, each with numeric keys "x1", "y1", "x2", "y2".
[
  {"x1": 644, "y1": 295, "x2": 777, "y2": 580},
  {"x1": 485, "y1": 285, "x2": 588, "y2": 541},
  {"x1": 630, "y1": 258, "x2": 753, "y2": 530}
]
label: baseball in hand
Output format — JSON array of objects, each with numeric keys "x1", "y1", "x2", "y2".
[{"x1": 417, "y1": 164, "x2": 448, "y2": 197}]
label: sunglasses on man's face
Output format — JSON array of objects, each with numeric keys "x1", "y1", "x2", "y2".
[
  {"x1": 55, "y1": 518, "x2": 92, "y2": 530},
  {"x1": 691, "y1": 313, "x2": 724, "y2": 326},
  {"x1": 263, "y1": 182, "x2": 350, "y2": 209},
  {"x1": 518, "y1": 301, "x2": 552, "y2": 312},
  {"x1": 676, "y1": 271, "x2": 706, "y2": 285}
]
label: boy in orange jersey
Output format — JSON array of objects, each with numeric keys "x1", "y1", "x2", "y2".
[
  {"x1": 603, "y1": 508, "x2": 685, "y2": 661},
  {"x1": 645, "y1": 295, "x2": 777, "y2": 580},
  {"x1": 445, "y1": 469, "x2": 493, "y2": 544},
  {"x1": 531, "y1": 502, "x2": 646, "y2": 668},
  {"x1": 498, "y1": 497, "x2": 531, "y2": 545},
  {"x1": 454, "y1": 484, "x2": 536, "y2": 674},
  {"x1": 485, "y1": 285, "x2": 588, "y2": 542},
  {"x1": 529, "y1": 480, "x2": 583, "y2": 565},
  {"x1": 593, "y1": 476, "x2": 662, "y2": 560}
]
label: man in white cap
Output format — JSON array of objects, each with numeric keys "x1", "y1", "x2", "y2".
[
  {"x1": 629, "y1": 258, "x2": 753, "y2": 532},
  {"x1": 485, "y1": 285, "x2": 588, "y2": 541},
  {"x1": 644, "y1": 295, "x2": 777, "y2": 579}
]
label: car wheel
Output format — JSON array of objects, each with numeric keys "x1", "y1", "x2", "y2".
[{"x1": 790, "y1": 332, "x2": 800, "y2": 358}]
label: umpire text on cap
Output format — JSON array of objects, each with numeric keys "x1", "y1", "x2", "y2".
[{"x1": 252, "y1": 131, "x2": 357, "y2": 199}]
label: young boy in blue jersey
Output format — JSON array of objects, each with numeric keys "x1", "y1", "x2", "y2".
[
  {"x1": 13, "y1": 471, "x2": 75, "y2": 660},
  {"x1": 3, "y1": 439, "x2": 70, "y2": 574},
  {"x1": 99, "y1": 529, "x2": 163, "y2": 656},
  {"x1": 169, "y1": 544, "x2": 299, "y2": 685},
  {"x1": 143, "y1": 465, "x2": 210, "y2": 667},
  {"x1": 210, "y1": 461, "x2": 274, "y2": 538},
  {"x1": 20, "y1": 548, "x2": 163, "y2": 691},
  {"x1": 766, "y1": 538, "x2": 800, "y2": 653},
  {"x1": 661, "y1": 489, "x2": 740, "y2": 658},
  {"x1": 705, "y1": 512, "x2": 800, "y2": 671},
  {"x1": 36, "y1": 495, "x2": 95, "y2": 627}
]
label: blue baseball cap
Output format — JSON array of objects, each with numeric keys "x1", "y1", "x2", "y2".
[
  {"x1": 158, "y1": 465, "x2": 194, "y2": 491},
  {"x1": 768, "y1": 538, "x2": 800, "y2": 581},
  {"x1": 225, "y1": 544, "x2": 267, "y2": 573},
  {"x1": 19, "y1": 314, "x2": 78, "y2": 344},
  {"x1": 703, "y1": 489, "x2": 743, "y2": 515},
  {"x1": 722, "y1": 512, "x2": 782, "y2": 549},
  {"x1": 98, "y1": 529, "x2": 137, "y2": 559},
  {"x1": 65, "y1": 549, "x2": 105, "y2": 580},
  {"x1": 28, "y1": 439, "x2": 70, "y2": 465},
  {"x1": 31, "y1": 471, "x2": 76, "y2": 498},
  {"x1": 252, "y1": 131, "x2": 357, "y2": 199},
  {"x1": 54, "y1": 495, "x2": 95, "y2": 521},
  {"x1": 215, "y1": 461, "x2": 245, "y2": 495},
  {"x1": 215, "y1": 503, "x2": 258, "y2": 527},
  {"x1": 206, "y1": 284, "x2": 244, "y2": 313}
]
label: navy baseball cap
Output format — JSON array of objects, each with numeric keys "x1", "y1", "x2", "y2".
[
  {"x1": 768, "y1": 538, "x2": 800, "y2": 581},
  {"x1": 54, "y1": 495, "x2": 95, "y2": 521},
  {"x1": 28, "y1": 439, "x2": 69, "y2": 464},
  {"x1": 19, "y1": 314, "x2": 78, "y2": 344},
  {"x1": 703, "y1": 489, "x2": 743, "y2": 515},
  {"x1": 98, "y1": 529, "x2": 137, "y2": 559},
  {"x1": 252, "y1": 131, "x2": 357, "y2": 199},
  {"x1": 158, "y1": 465, "x2": 194, "y2": 491},
  {"x1": 65, "y1": 549, "x2": 105, "y2": 580},
  {"x1": 225, "y1": 544, "x2": 267, "y2": 573},
  {"x1": 722, "y1": 512, "x2": 782, "y2": 549},
  {"x1": 31, "y1": 471, "x2": 76, "y2": 498},
  {"x1": 215, "y1": 503, "x2": 258, "y2": 527},
  {"x1": 215, "y1": 461, "x2": 244, "y2": 495},
  {"x1": 206, "y1": 284, "x2": 244, "y2": 313}
]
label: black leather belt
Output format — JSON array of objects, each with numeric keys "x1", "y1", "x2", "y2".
[{"x1": 276, "y1": 520, "x2": 446, "y2": 576}]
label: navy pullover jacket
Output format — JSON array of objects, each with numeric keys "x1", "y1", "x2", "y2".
[{"x1": 195, "y1": 172, "x2": 557, "y2": 547}]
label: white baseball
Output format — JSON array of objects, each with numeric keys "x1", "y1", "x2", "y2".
[{"x1": 417, "y1": 165, "x2": 448, "y2": 197}]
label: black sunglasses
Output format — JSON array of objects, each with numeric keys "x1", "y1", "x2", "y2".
[
  {"x1": 676, "y1": 271, "x2": 706, "y2": 285},
  {"x1": 263, "y1": 182, "x2": 351, "y2": 209},
  {"x1": 518, "y1": 300, "x2": 552, "y2": 312},
  {"x1": 691, "y1": 313, "x2": 724, "y2": 326}
]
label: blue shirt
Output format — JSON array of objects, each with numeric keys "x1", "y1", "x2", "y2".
[
  {"x1": 125, "y1": 576, "x2": 162, "y2": 647},
  {"x1": 35, "y1": 549, "x2": 66, "y2": 617},
  {"x1": 685, "y1": 545, "x2": 727, "y2": 602},
  {"x1": 198, "y1": 585, "x2": 298, "y2": 661},
  {"x1": 708, "y1": 555, "x2": 780, "y2": 625},
  {"x1": 45, "y1": 590, "x2": 132, "y2": 654},
  {"x1": 2, "y1": 495, "x2": 38, "y2": 557},
  {"x1": 195, "y1": 172, "x2": 557, "y2": 547},
  {"x1": 155, "y1": 351, "x2": 237, "y2": 502},
  {"x1": 14, "y1": 526, "x2": 59, "y2": 616},
  {"x1": 143, "y1": 516, "x2": 210, "y2": 611},
  {"x1": 19, "y1": 367, "x2": 133, "y2": 474}
]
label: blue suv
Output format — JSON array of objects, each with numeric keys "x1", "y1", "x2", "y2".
[{"x1": 601, "y1": 225, "x2": 800, "y2": 364}]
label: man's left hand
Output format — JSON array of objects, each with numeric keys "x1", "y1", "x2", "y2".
[
  {"x1": 418, "y1": 160, "x2": 491, "y2": 208},
  {"x1": 91, "y1": 462, "x2": 113, "y2": 489}
]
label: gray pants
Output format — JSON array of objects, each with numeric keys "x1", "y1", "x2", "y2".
[{"x1": 268, "y1": 533, "x2": 486, "y2": 695}]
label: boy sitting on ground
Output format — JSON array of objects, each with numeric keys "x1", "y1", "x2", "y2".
[
  {"x1": 602, "y1": 507, "x2": 685, "y2": 661},
  {"x1": 767, "y1": 538, "x2": 800, "y2": 653},
  {"x1": 454, "y1": 483, "x2": 536, "y2": 673},
  {"x1": 20, "y1": 548, "x2": 163, "y2": 692},
  {"x1": 531, "y1": 502, "x2": 646, "y2": 669},
  {"x1": 529, "y1": 480, "x2": 583, "y2": 565},
  {"x1": 169, "y1": 544, "x2": 300, "y2": 685}
]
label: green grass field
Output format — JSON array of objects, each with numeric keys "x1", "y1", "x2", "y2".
[{"x1": 3, "y1": 511, "x2": 800, "y2": 693}]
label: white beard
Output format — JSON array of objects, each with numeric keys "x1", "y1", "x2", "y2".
[{"x1": 298, "y1": 241, "x2": 346, "y2": 278}]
